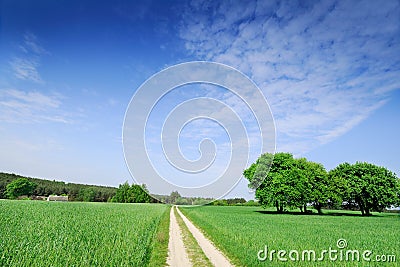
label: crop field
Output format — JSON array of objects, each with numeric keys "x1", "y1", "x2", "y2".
[
  {"x1": 0, "y1": 200, "x2": 169, "y2": 267},
  {"x1": 180, "y1": 206, "x2": 400, "y2": 266}
]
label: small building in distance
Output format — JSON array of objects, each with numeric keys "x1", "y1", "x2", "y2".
[
  {"x1": 31, "y1": 195, "x2": 48, "y2": 201},
  {"x1": 47, "y1": 195, "x2": 68, "y2": 202}
]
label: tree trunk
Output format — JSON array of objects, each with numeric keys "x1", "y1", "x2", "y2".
[
  {"x1": 357, "y1": 200, "x2": 365, "y2": 216},
  {"x1": 360, "y1": 209, "x2": 365, "y2": 215},
  {"x1": 277, "y1": 203, "x2": 284, "y2": 213},
  {"x1": 303, "y1": 204, "x2": 307, "y2": 213},
  {"x1": 365, "y1": 207, "x2": 371, "y2": 216},
  {"x1": 316, "y1": 206, "x2": 322, "y2": 215},
  {"x1": 315, "y1": 202, "x2": 323, "y2": 214}
]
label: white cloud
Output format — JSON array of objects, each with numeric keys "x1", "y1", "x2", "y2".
[
  {"x1": 10, "y1": 57, "x2": 43, "y2": 83},
  {"x1": 179, "y1": 0, "x2": 400, "y2": 154},
  {"x1": 0, "y1": 89, "x2": 69, "y2": 124},
  {"x1": 11, "y1": 32, "x2": 48, "y2": 83},
  {"x1": 21, "y1": 32, "x2": 48, "y2": 55}
]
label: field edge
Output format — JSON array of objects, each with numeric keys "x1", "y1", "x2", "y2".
[{"x1": 147, "y1": 205, "x2": 171, "y2": 267}]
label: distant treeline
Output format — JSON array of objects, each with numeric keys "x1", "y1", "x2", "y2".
[
  {"x1": 0, "y1": 172, "x2": 117, "y2": 202},
  {"x1": 209, "y1": 198, "x2": 260, "y2": 206},
  {"x1": 0, "y1": 172, "x2": 260, "y2": 205},
  {"x1": 154, "y1": 191, "x2": 214, "y2": 205},
  {"x1": 154, "y1": 191, "x2": 260, "y2": 206}
]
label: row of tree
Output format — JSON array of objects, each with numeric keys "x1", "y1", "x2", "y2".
[
  {"x1": 0, "y1": 172, "x2": 223, "y2": 205},
  {"x1": 0, "y1": 173, "x2": 159, "y2": 204},
  {"x1": 244, "y1": 153, "x2": 400, "y2": 215},
  {"x1": 0, "y1": 173, "x2": 117, "y2": 202},
  {"x1": 1, "y1": 174, "x2": 259, "y2": 206},
  {"x1": 155, "y1": 191, "x2": 214, "y2": 205},
  {"x1": 209, "y1": 198, "x2": 260, "y2": 206}
]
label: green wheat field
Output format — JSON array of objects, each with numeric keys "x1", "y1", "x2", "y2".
[
  {"x1": 0, "y1": 201, "x2": 169, "y2": 267},
  {"x1": 1, "y1": 201, "x2": 399, "y2": 266},
  {"x1": 180, "y1": 206, "x2": 400, "y2": 266}
]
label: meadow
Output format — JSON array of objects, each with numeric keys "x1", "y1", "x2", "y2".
[
  {"x1": 0, "y1": 200, "x2": 169, "y2": 267},
  {"x1": 180, "y1": 206, "x2": 400, "y2": 266}
]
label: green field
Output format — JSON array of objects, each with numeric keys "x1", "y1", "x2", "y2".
[
  {"x1": 0, "y1": 200, "x2": 169, "y2": 267},
  {"x1": 180, "y1": 206, "x2": 400, "y2": 266}
]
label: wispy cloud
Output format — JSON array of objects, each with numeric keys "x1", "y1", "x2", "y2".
[
  {"x1": 10, "y1": 57, "x2": 43, "y2": 83},
  {"x1": 0, "y1": 89, "x2": 69, "y2": 123},
  {"x1": 10, "y1": 32, "x2": 48, "y2": 83},
  {"x1": 179, "y1": 0, "x2": 400, "y2": 154},
  {"x1": 20, "y1": 32, "x2": 49, "y2": 55}
]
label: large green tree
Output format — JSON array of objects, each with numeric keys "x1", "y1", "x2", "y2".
[
  {"x1": 5, "y1": 178, "x2": 37, "y2": 199},
  {"x1": 245, "y1": 152, "x2": 298, "y2": 212},
  {"x1": 244, "y1": 153, "x2": 334, "y2": 214},
  {"x1": 329, "y1": 162, "x2": 400, "y2": 216},
  {"x1": 296, "y1": 159, "x2": 340, "y2": 214}
]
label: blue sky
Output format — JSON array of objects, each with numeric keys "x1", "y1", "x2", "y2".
[{"x1": 0, "y1": 0, "x2": 399, "y2": 199}]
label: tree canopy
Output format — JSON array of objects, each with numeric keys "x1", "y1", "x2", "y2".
[
  {"x1": 329, "y1": 162, "x2": 400, "y2": 216},
  {"x1": 245, "y1": 153, "x2": 333, "y2": 213},
  {"x1": 244, "y1": 153, "x2": 400, "y2": 215},
  {"x1": 110, "y1": 182, "x2": 153, "y2": 203},
  {"x1": 5, "y1": 178, "x2": 37, "y2": 199}
]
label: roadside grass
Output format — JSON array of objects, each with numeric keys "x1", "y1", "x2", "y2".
[
  {"x1": 148, "y1": 205, "x2": 171, "y2": 267},
  {"x1": 173, "y1": 206, "x2": 213, "y2": 267},
  {"x1": 0, "y1": 200, "x2": 168, "y2": 267},
  {"x1": 180, "y1": 206, "x2": 400, "y2": 266}
]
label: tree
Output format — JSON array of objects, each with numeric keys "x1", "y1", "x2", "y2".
[
  {"x1": 111, "y1": 182, "x2": 131, "y2": 203},
  {"x1": 111, "y1": 182, "x2": 152, "y2": 203},
  {"x1": 243, "y1": 163, "x2": 257, "y2": 186},
  {"x1": 297, "y1": 160, "x2": 334, "y2": 214},
  {"x1": 244, "y1": 152, "x2": 298, "y2": 212},
  {"x1": 330, "y1": 162, "x2": 400, "y2": 216},
  {"x1": 226, "y1": 198, "x2": 246, "y2": 205},
  {"x1": 79, "y1": 188, "x2": 95, "y2": 202},
  {"x1": 169, "y1": 191, "x2": 181, "y2": 204},
  {"x1": 175, "y1": 197, "x2": 189, "y2": 205},
  {"x1": 244, "y1": 153, "x2": 334, "y2": 214},
  {"x1": 5, "y1": 178, "x2": 37, "y2": 199},
  {"x1": 211, "y1": 199, "x2": 228, "y2": 206},
  {"x1": 130, "y1": 184, "x2": 152, "y2": 203}
]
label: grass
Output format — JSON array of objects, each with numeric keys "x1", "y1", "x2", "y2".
[
  {"x1": 148, "y1": 205, "x2": 171, "y2": 267},
  {"x1": 173, "y1": 206, "x2": 212, "y2": 267},
  {"x1": 180, "y1": 206, "x2": 400, "y2": 266},
  {"x1": 0, "y1": 200, "x2": 169, "y2": 267}
]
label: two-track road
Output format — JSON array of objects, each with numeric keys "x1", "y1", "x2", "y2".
[{"x1": 166, "y1": 206, "x2": 234, "y2": 267}]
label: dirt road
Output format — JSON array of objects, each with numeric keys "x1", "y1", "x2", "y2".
[
  {"x1": 166, "y1": 206, "x2": 234, "y2": 267},
  {"x1": 166, "y1": 206, "x2": 191, "y2": 266}
]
